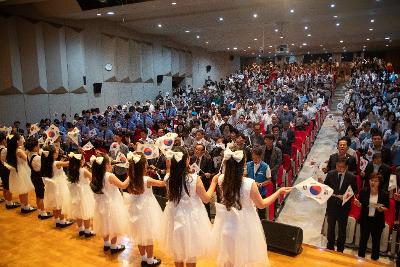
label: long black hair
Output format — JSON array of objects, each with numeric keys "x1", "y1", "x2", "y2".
[
  {"x1": 68, "y1": 153, "x2": 82, "y2": 183},
  {"x1": 6, "y1": 133, "x2": 20, "y2": 171},
  {"x1": 41, "y1": 145, "x2": 55, "y2": 178},
  {"x1": 127, "y1": 152, "x2": 146, "y2": 195},
  {"x1": 90, "y1": 152, "x2": 108, "y2": 194},
  {"x1": 221, "y1": 149, "x2": 245, "y2": 211},
  {"x1": 167, "y1": 146, "x2": 190, "y2": 204}
]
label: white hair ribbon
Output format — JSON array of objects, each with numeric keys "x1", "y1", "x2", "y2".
[
  {"x1": 223, "y1": 148, "x2": 244, "y2": 162},
  {"x1": 90, "y1": 155, "x2": 104, "y2": 165},
  {"x1": 127, "y1": 152, "x2": 141, "y2": 163},
  {"x1": 165, "y1": 150, "x2": 183, "y2": 162},
  {"x1": 68, "y1": 152, "x2": 82, "y2": 160}
]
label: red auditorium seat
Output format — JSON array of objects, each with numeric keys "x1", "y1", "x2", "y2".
[
  {"x1": 277, "y1": 166, "x2": 286, "y2": 204},
  {"x1": 346, "y1": 198, "x2": 361, "y2": 244},
  {"x1": 282, "y1": 154, "x2": 292, "y2": 171},
  {"x1": 356, "y1": 175, "x2": 362, "y2": 194},
  {"x1": 265, "y1": 182, "x2": 275, "y2": 220}
]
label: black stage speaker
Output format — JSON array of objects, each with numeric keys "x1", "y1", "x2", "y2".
[
  {"x1": 157, "y1": 75, "x2": 163, "y2": 84},
  {"x1": 262, "y1": 220, "x2": 303, "y2": 255},
  {"x1": 93, "y1": 83, "x2": 102, "y2": 94}
]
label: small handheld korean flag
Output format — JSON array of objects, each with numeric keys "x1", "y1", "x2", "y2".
[
  {"x1": 190, "y1": 163, "x2": 200, "y2": 175},
  {"x1": 109, "y1": 142, "x2": 120, "y2": 154},
  {"x1": 359, "y1": 157, "x2": 368, "y2": 172},
  {"x1": 388, "y1": 174, "x2": 397, "y2": 192},
  {"x1": 45, "y1": 124, "x2": 60, "y2": 144},
  {"x1": 156, "y1": 132, "x2": 178, "y2": 151},
  {"x1": 116, "y1": 152, "x2": 129, "y2": 168},
  {"x1": 67, "y1": 127, "x2": 80, "y2": 145},
  {"x1": 88, "y1": 129, "x2": 97, "y2": 138},
  {"x1": 29, "y1": 123, "x2": 40, "y2": 136},
  {"x1": 295, "y1": 177, "x2": 334, "y2": 204},
  {"x1": 82, "y1": 141, "x2": 94, "y2": 151},
  {"x1": 365, "y1": 146, "x2": 374, "y2": 162},
  {"x1": 136, "y1": 143, "x2": 159, "y2": 159},
  {"x1": 342, "y1": 185, "x2": 354, "y2": 206}
]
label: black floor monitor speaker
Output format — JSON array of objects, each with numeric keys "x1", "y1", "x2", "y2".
[{"x1": 262, "y1": 220, "x2": 303, "y2": 256}]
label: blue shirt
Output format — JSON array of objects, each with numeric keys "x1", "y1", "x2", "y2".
[{"x1": 247, "y1": 161, "x2": 270, "y2": 197}]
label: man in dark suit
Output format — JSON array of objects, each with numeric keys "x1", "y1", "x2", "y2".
[
  {"x1": 260, "y1": 134, "x2": 283, "y2": 185},
  {"x1": 324, "y1": 157, "x2": 358, "y2": 252},
  {"x1": 323, "y1": 137, "x2": 357, "y2": 174},
  {"x1": 190, "y1": 143, "x2": 215, "y2": 218},
  {"x1": 361, "y1": 153, "x2": 391, "y2": 190},
  {"x1": 368, "y1": 130, "x2": 392, "y2": 166},
  {"x1": 281, "y1": 120, "x2": 295, "y2": 155}
]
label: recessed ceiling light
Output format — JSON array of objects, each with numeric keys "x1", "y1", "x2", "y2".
[
  {"x1": 269, "y1": 51, "x2": 272, "y2": 54},
  {"x1": 339, "y1": 40, "x2": 343, "y2": 43},
  {"x1": 253, "y1": 13, "x2": 258, "y2": 18},
  {"x1": 157, "y1": 24, "x2": 162, "y2": 28},
  {"x1": 96, "y1": 13, "x2": 102, "y2": 16},
  {"x1": 333, "y1": 15, "x2": 338, "y2": 18},
  {"x1": 233, "y1": 47, "x2": 237, "y2": 50},
  {"x1": 366, "y1": 38, "x2": 370, "y2": 41},
  {"x1": 205, "y1": 41, "x2": 209, "y2": 44},
  {"x1": 363, "y1": 45, "x2": 367, "y2": 48},
  {"x1": 385, "y1": 37, "x2": 390, "y2": 40},
  {"x1": 227, "y1": 48, "x2": 230, "y2": 50},
  {"x1": 307, "y1": 34, "x2": 311, "y2": 37},
  {"x1": 369, "y1": 28, "x2": 373, "y2": 31},
  {"x1": 330, "y1": 4, "x2": 335, "y2": 8},
  {"x1": 219, "y1": 17, "x2": 224, "y2": 21},
  {"x1": 370, "y1": 19, "x2": 375, "y2": 23},
  {"x1": 304, "y1": 26, "x2": 308, "y2": 30},
  {"x1": 307, "y1": 51, "x2": 310, "y2": 54},
  {"x1": 171, "y1": 2, "x2": 177, "y2": 5},
  {"x1": 386, "y1": 44, "x2": 389, "y2": 47},
  {"x1": 269, "y1": 45, "x2": 273, "y2": 48},
  {"x1": 320, "y1": 44, "x2": 323, "y2": 47},
  {"x1": 244, "y1": 49, "x2": 246, "y2": 52},
  {"x1": 343, "y1": 50, "x2": 347, "y2": 52},
  {"x1": 248, "y1": 46, "x2": 251, "y2": 49},
  {"x1": 280, "y1": 36, "x2": 284, "y2": 39},
  {"x1": 254, "y1": 38, "x2": 258, "y2": 41},
  {"x1": 300, "y1": 45, "x2": 303, "y2": 48},
  {"x1": 302, "y1": 43, "x2": 307, "y2": 46},
  {"x1": 274, "y1": 29, "x2": 279, "y2": 32},
  {"x1": 196, "y1": 35, "x2": 200, "y2": 39},
  {"x1": 185, "y1": 30, "x2": 190, "y2": 33},
  {"x1": 290, "y1": 9, "x2": 294, "y2": 13},
  {"x1": 106, "y1": 11, "x2": 115, "y2": 15},
  {"x1": 336, "y1": 23, "x2": 340, "y2": 26},
  {"x1": 291, "y1": 43, "x2": 295, "y2": 46}
]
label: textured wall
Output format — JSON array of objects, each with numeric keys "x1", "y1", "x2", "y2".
[{"x1": 0, "y1": 16, "x2": 239, "y2": 126}]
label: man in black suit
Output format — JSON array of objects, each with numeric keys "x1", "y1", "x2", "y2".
[
  {"x1": 281, "y1": 120, "x2": 295, "y2": 155},
  {"x1": 361, "y1": 153, "x2": 391, "y2": 190},
  {"x1": 368, "y1": 130, "x2": 392, "y2": 166},
  {"x1": 190, "y1": 143, "x2": 216, "y2": 218},
  {"x1": 323, "y1": 137, "x2": 357, "y2": 175},
  {"x1": 324, "y1": 157, "x2": 358, "y2": 252}
]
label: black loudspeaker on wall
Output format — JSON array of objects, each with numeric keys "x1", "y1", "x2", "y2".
[
  {"x1": 157, "y1": 75, "x2": 163, "y2": 84},
  {"x1": 206, "y1": 65, "x2": 212, "y2": 73},
  {"x1": 93, "y1": 83, "x2": 102, "y2": 94},
  {"x1": 261, "y1": 220, "x2": 303, "y2": 255}
]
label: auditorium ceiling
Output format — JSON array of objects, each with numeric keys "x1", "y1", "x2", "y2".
[{"x1": 1, "y1": 0, "x2": 400, "y2": 55}]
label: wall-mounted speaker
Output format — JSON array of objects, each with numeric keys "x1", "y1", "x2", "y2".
[
  {"x1": 93, "y1": 83, "x2": 102, "y2": 94},
  {"x1": 206, "y1": 65, "x2": 212, "y2": 73},
  {"x1": 157, "y1": 75, "x2": 163, "y2": 84},
  {"x1": 83, "y1": 76, "x2": 86, "y2": 85}
]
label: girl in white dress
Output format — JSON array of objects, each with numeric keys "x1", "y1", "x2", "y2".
[
  {"x1": 159, "y1": 146, "x2": 218, "y2": 267},
  {"x1": 211, "y1": 148, "x2": 292, "y2": 267},
  {"x1": 125, "y1": 152, "x2": 164, "y2": 266},
  {"x1": 5, "y1": 133, "x2": 36, "y2": 213},
  {"x1": 67, "y1": 152, "x2": 95, "y2": 237},
  {"x1": 41, "y1": 145, "x2": 73, "y2": 228},
  {"x1": 90, "y1": 153, "x2": 129, "y2": 254}
]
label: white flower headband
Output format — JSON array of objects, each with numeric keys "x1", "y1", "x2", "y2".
[
  {"x1": 90, "y1": 155, "x2": 104, "y2": 165},
  {"x1": 223, "y1": 148, "x2": 244, "y2": 162},
  {"x1": 68, "y1": 152, "x2": 82, "y2": 160},
  {"x1": 127, "y1": 151, "x2": 141, "y2": 163},
  {"x1": 165, "y1": 150, "x2": 183, "y2": 162}
]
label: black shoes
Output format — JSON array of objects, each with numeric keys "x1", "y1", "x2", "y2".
[
  {"x1": 6, "y1": 202, "x2": 21, "y2": 209},
  {"x1": 110, "y1": 245, "x2": 125, "y2": 254},
  {"x1": 21, "y1": 206, "x2": 37, "y2": 214},
  {"x1": 145, "y1": 258, "x2": 162, "y2": 266},
  {"x1": 56, "y1": 221, "x2": 74, "y2": 228},
  {"x1": 38, "y1": 212, "x2": 53, "y2": 220},
  {"x1": 79, "y1": 231, "x2": 85, "y2": 236},
  {"x1": 104, "y1": 245, "x2": 110, "y2": 252},
  {"x1": 84, "y1": 231, "x2": 96, "y2": 238}
]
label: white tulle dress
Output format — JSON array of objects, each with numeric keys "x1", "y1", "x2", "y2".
[
  {"x1": 93, "y1": 172, "x2": 128, "y2": 237},
  {"x1": 68, "y1": 168, "x2": 95, "y2": 220},
  {"x1": 43, "y1": 162, "x2": 71, "y2": 216},
  {"x1": 210, "y1": 175, "x2": 269, "y2": 267},
  {"x1": 160, "y1": 174, "x2": 212, "y2": 263},
  {"x1": 8, "y1": 154, "x2": 34, "y2": 195},
  {"x1": 125, "y1": 176, "x2": 163, "y2": 246}
]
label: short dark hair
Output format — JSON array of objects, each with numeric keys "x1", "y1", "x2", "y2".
[
  {"x1": 338, "y1": 137, "x2": 349, "y2": 146},
  {"x1": 372, "y1": 153, "x2": 382, "y2": 160},
  {"x1": 252, "y1": 146, "x2": 263, "y2": 156},
  {"x1": 264, "y1": 134, "x2": 275, "y2": 141},
  {"x1": 336, "y1": 157, "x2": 348, "y2": 166},
  {"x1": 371, "y1": 130, "x2": 382, "y2": 138}
]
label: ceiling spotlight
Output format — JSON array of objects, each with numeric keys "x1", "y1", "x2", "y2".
[
  {"x1": 307, "y1": 51, "x2": 310, "y2": 54},
  {"x1": 254, "y1": 38, "x2": 258, "y2": 41},
  {"x1": 302, "y1": 43, "x2": 307, "y2": 46},
  {"x1": 363, "y1": 45, "x2": 367, "y2": 48},
  {"x1": 300, "y1": 45, "x2": 303, "y2": 48},
  {"x1": 320, "y1": 44, "x2": 323, "y2": 47},
  {"x1": 280, "y1": 36, "x2": 284, "y2": 39},
  {"x1": 385, "y1": 37, "x2": 390, "y2": 40},
  {"x1": 106, "y1": 11, "x2": 115, "y2": 15},
  {"x1": 227, "y1": 48, "x2": 230, "y2": 50},
  {"x1": 386, "y1": 44, "x2": 389, "y2": 47},
  {"x1": 253, "y1": 13, "x2": 258, "y2": 18},
  {"x1": 304, "y1": 26, "x2": 308, "y2": 30},
  {"x1": 205, "y1": 41, "x2": 209, "y2": 44},
  {"x1": 339, "y1": 40, "x2": 343, "y2": 43},
  {"x1": 343, "y1": 50, "x2": 347, "y2": 52},
  {"x1": 274, "y1": 29, "x2": 279, "y2": 32},
  {"x1": 248, "y1": 46, "x2": 251, "y2": 49},
  {"x1": 366, "y1": 38, "x2": 370, "y2": 41},
  {"x1": 336, "y1": 23, "x2": 340, "y2": 26},
  {"x1": 290, "y1": 9, "x2": 294, "y2": 13},
  {"x1": 219, "y1": 17, "x2": 224, "y2": 21},
  {"x1": 185, "y1": 30, "x2": 190, "y2": 33},
  {"x1": 196, "y1": 35, "x2": 200, "y2": 39},
  {"x1": 333, "y1": 15, "x2": 338, "y2": 18},
  {"x1": 307, "y1": 34, "x2": 311, "y2": 37},
  {"x1": 157, "y1": 24, "x2": 162, "y2": 28},
  {"x1": 330, "y1": 3, "x2": 335, "y2": 8},
  {"x1": 291, "y1": 43, "x2": 295, "y2": 46},
  {"x1": 269, "y1": 45, "x2": 273, "y2": 48},
  {"x1": 370, "y1": 19, "x2": 375, "y2": 23},
  {"x1": 244, "y1": 49, "x2": 246, "y2": 52},
  {"x1": 96, "y1": 13, "x2": 102, "y2": 16},
  {"x1": 369, "y1": 28, "x2": 373, "y2": 31},
  {"x1": 171, "y1": 2, "x2": 177, "y2": 5},
  {"x1": 233, "y1": 47, "x2": 238, "y2": 50}
]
